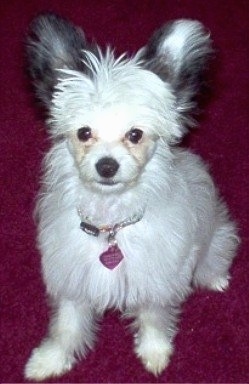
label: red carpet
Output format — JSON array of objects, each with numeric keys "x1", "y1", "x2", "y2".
[{"x1": 1, "y1": 1, "x2": 248, "y2": 382}]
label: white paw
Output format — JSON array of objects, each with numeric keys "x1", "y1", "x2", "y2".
[
  {"x1": 210, "y1": 275, "x2": 230, "y2": 292},
  {"x1": 135, "y1": 329, "x2": 173, "y2": 376},
  {"x1": 24, "y1": 339, "x2": 74, "y2": 381}
]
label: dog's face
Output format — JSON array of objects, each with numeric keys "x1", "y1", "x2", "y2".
[
  {"x1": 67, "y1": 103, "x2": 157, "y2": 192},
  {"x1": 51, "y1": 55, "x2": 177, "y2": 192},
  {"x1": 27, "y1": 14, "x2": 212, "y2": 192}
]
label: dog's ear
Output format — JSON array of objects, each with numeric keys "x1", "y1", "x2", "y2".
[
  {"x1": 26, "y1": 13, "x2": 91, "y2": 107},
  {"x1": 141, "y1": 20, "x2": 213, "y2": 127}
]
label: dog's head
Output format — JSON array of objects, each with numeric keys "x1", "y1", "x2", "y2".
[{"x1": 27, "y1": 13, "x2": 212, "y2": 193}]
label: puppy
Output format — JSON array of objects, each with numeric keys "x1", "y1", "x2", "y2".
[{"x1": 24, "y1": 13, "x2": 238, "y2": 380}]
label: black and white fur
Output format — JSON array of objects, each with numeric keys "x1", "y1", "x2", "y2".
[{"x1": 24, "y1": 13, "x2": 238, "y2": 380}]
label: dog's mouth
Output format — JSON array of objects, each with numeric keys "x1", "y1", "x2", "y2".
[
  {"x1": 98, "y1": 179, "x2": 119, "y2": 186},
  {"x1": 92, "y1": 178, "x2": 125, "y2": 192},
  {"x1": 82, "y1": 175, "x2": 124, "y2": 192},
  {"x1": 95, "y1": 174, "x2": 139, "y2": 190}
]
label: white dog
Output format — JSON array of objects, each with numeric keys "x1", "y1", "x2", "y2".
[{"x1": 25, "y1": 13, "x2": 238, "y2": 380}]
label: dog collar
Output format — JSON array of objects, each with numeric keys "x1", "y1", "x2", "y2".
[
  {"x1": 77, "y1": 208, "x2": 144, "y2": 269},
  {"x1": 78, "y1": 208, "x2": 144, "y2": 245}
]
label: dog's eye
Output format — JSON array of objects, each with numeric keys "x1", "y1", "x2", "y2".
[
  {"x1": 126, "y1": 128, "x2": 143, "y2": 144},
  {"x1": 77, "y1": 126, "x2": 92, "y2": 142}
]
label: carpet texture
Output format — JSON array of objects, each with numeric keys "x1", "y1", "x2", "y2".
[{"x1": 0, "y1": 1, "x2": 248, "y2": 382}]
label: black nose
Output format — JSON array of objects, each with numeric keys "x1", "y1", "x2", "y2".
[{"x1": 95, "y1": 157, "x2": 120, "y2": 178}]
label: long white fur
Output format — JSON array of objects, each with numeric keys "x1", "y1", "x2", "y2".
[
  {"x1": 25, "y1": 18, "x2": 238, "y2": 380},
  {"x1": 50, "y1": 51, "x2": 180, "y2": 139}
]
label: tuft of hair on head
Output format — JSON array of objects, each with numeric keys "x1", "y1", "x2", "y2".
[
  {"x1": 26, "y1": 12, "x2": 97, "y2": 108},
  {"x1": 140, "y1": 19, "x2": 213, "y2": 127}
]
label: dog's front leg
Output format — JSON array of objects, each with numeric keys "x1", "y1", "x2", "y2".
[
  {"x1": 25, "y1": 298, "x2": 97, "y2": 381},
  {"x1": 132, "y1": 305, "x2": 178, "y2": 376}
]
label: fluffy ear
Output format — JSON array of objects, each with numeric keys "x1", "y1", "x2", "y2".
[
  {"x1": 26, "y1": 13, "x2": 91, "y2": 107},
  {"x1": 141, "y1": 19, "x2": 213, "y2": 125}
]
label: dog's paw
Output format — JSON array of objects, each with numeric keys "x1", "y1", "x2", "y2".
[
  {"x1": 135, "y1": 329, "x2": 173, "y2": 376},
  {"x1": 210, "y1": 275, "x2": 230, "y2": 292},
  {"x1": 24, "y1": 339, "x2": 74, "y2": 381}
]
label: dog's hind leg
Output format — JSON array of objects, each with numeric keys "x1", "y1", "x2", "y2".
[
  {"x1": 193, "y1": 201, "x2": 239, "y2": 292},
  {"x1": 25, "y1": 298, "x2": 97, "y2": 381}
]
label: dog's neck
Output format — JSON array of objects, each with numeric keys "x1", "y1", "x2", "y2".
[{"x1": 77, "y1": 185, "x2": 147, "y2": 227}]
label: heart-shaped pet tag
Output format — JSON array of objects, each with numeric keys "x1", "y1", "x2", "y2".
[{"x1": 99, "y1": 245, "x2": 124, "y2": 269}]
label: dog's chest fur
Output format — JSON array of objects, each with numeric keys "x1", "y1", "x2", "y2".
[{"x1": 40, "y1": 187, "x2": 196, "y2": 312}]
